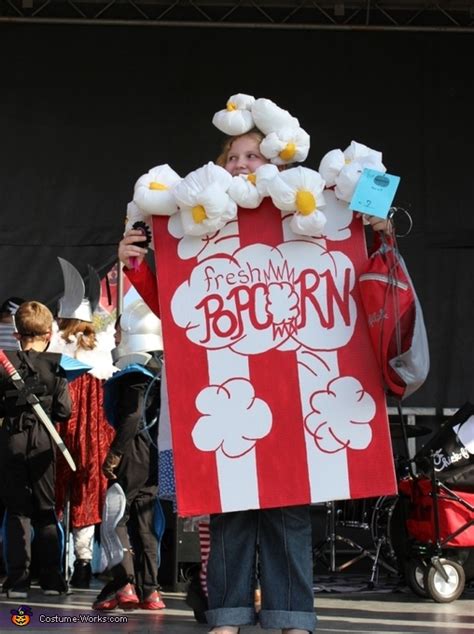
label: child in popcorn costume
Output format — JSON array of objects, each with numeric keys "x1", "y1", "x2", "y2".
[
  {"x1": 92, "y1": 299, "x2": 165, "y2": 611},
  {"x1": 118, "y1": 94, "x2": 393, "y2": 633}
]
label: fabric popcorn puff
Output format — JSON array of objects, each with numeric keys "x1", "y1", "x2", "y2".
[
  {"x1": 125, "y1": 200, "x2": 149, "y2": 233},
  {"x1": 212, "y1": 93, "x2": 256, "y2": 136},
  {"x1": 212, "y1": 95, "x2": 310, "y2": 167},
  {"x1": 133, "y1": 164, "x2": 182, "y2": 215},
  {"x1": 228, "y1": 164, "x2": 281, "y2": 209},
  {"x1": 319, "y1": 141, "x2": 386, "y2": 203},
  {"x1": 267, "y1": 166, "x2": 327, "y2": 236},
  {"x1": 173, "y1": 162, "x2": 237, "y2": 236}
]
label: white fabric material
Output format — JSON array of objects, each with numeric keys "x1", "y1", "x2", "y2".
[
  {"x1": 228, "y1": 174, "x2": 263, "y2": 209},
  {"x1": 267, "y1": 166, "x2": 325, "y2": 209},
  {"x1": 212, "y1": 93, "x2": 255, "y2": 135},
  {"x1": 290, "y1": 209, "x2": 327, "y2": 236},
  {"x1": 48, "y1": 323, "x2": 117, "y2": 380},
  {"x1": 254, "y1": 164, "x2": 279, "y2": 197},
  {"x1": 259, "y1": 126, "x2": 310, "y2": 165},
  {"x1": 100, "y1": 483, "x2": 127, "y2": 569},
  {"x1": 73, "y1": 524, "x2": 95, "y2": 560},
  {"x1": 335, "y1": 153, "x2": 386, "y2": 203},
  {"x1": 267, "y1": 167, "x2": 327, "y2": 236},
  {"x1": 318, "y1": 140, "x2": 386, "y2": 204},
  {"x1": 318, "y1": 148, "x2": 345, "y2": 187},
  {"x1": 251, "y1": 98, "x2": 299, "y2": 135},
  {"x1": 174, "y1": 162, "x2": 237, "y2": 236},
  {"x1": 133, "y1": 164, "x2": 181, "y2": 216}
]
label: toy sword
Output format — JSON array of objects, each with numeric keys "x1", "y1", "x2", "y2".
[{"x1": 0, "y1": 349, "x2": 76, "y2": 472}]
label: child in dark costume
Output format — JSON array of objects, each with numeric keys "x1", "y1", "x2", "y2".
[
  {"x1": 0, "y1": 301, "x2": 71, "y2": 598},
  {"x1": 93, "y1": 299, "x2": 165, "y2": 611}
]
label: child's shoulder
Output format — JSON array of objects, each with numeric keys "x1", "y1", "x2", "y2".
[{"x1": 9, "y1": 350, "x2": 64, "y2": 377}]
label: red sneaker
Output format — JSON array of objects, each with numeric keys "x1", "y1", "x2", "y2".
[
  {"x1": 93, "y1": 594, "x2": 118, "y2": 610},
  {"x1": 116, "y1": 583, "x2": 140, "y2": 609},
  {"x1": 139, "y1": 590, "x2": 166, "y2": 610}
]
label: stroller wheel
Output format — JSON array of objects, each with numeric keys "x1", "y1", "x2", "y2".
[
  {"x1": 405, "y1": 558, "x2": 428, "y2": 598},
  {"x1": 424, "y1": 558, "x2": 465, "y2": 603}
]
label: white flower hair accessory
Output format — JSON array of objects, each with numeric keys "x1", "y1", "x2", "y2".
[
  {"x1": 260, "y1": 126, "x2": 310, "y2": 166},
  {"x1": 212, "y1": 93, "x2": 256, "y2": 136},
  {"x1": 319, "y1": 141, "x2": 386, "y2": 203},
  {"x1": 267, "y1": 166, "x2": 327, "y2": 236},
  {"x1": 173, "y1": 162, "x2": 237, "y2": 236},
  {"x1": 133, "y1": 164, "x2": 181, "y2": 216}
]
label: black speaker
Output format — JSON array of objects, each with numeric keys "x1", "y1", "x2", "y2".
[{"x1": 159, "y1": 500, "x2": 201, "y2": 591}]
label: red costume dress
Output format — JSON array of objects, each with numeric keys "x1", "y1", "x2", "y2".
[{"x1": 55, "y1": 372, "x2": 114, "y2": 529}]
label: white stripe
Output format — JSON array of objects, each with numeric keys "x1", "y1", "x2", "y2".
[
  {"x1": 216, "y1": 446, "x2": 260, "y2": 512},
  {"x1": 206, "y1": 316, "x2": 261, "y2": 511},
  {"x1": 296, "y1": 348, "x2": 351, "y2": 501}
]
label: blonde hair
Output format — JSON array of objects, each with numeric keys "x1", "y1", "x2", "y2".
[
  {"x1": 15, "y1": 301, "x2": 53, "y2": 339},
  {"x1": 57, "y1": 317, "x2": 97, "y2": 351},
  {"x1": 216, "y1": 129, "x2": 265, "y2": 167}
]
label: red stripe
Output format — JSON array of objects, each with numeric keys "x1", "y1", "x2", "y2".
[
  {"x1": 153, "y1": 216, "x2": 222, "y2": 516},
  {"x1": 238, "y1": 199, "x2": 310, "y2": 508},
  {"x1": 331, "y1": 219, "x2": 397, "y2": 499}
]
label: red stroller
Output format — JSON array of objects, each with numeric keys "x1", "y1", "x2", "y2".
[
  {"x1": 399, "y1": 474, "x2": 474, "y2": 602},
  {"x1": 398, "y1": 403, "x2": 474, "y2": 602}
]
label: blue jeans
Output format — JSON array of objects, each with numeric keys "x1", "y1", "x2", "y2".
[{"x1": 206, "y1": 505, "x2": 316, "y2": 632}]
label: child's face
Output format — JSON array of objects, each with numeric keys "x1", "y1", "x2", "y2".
[{"x1": 224, "y1": 135, "x2": 268, "y2": 176}]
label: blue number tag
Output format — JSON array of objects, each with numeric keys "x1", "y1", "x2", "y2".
[{"x1": 349, "y1": 168, "x2": 400, "y2": 218}]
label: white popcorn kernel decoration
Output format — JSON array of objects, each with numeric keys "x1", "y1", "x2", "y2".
[
  {"x1": 318, "y1": 141, "x2": 386, "y2": 204},
  {"x1": 125, "y1": 200, "x2": 149, "y2": 233},
  {"x1": 260, "y1": 126, "x2": 310, "y2": 165},
  {"x1": 228, "y1": 173, "x2": 263, "y2": 209},
  {"x1": 133, "y1": 164, "x2": 181, "y2": 216},
  {"x1": 335, "y1": 142, "x2": 386, "y2": 203},
  {"x1": 212, "y1": 93, "x2": 256, "y2": 136},
  {"x1": 344, "y1": 140, "x2": 382, "y2": 164},
  {"x1": 251, "y1": 98, "x2": 299, "y2": 135},
  {"x1": 267, "y1": 166, "x2": 327, "y2": 237},
  {"x1": 318, "y1": 149, "x2": 345, "y2": 187},
  {"x1": 173, "y1": 162, "x2": 237, "y2": 236},
  {"x1": 254, "y1": 164, "x2": 280, "y2": 197}
]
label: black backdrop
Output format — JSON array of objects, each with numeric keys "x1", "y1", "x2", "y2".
[{"x1": 1, "y1": 24, "x2": 473, "y2": 407}]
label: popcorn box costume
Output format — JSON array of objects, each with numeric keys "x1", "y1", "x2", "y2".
[{"x1": 130, "y1": 94, "x2": 398, "y2": 517}]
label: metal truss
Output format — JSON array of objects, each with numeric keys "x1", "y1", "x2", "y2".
[{"x1": 1, "y1": 0, "x2": 473, "y2": 31}]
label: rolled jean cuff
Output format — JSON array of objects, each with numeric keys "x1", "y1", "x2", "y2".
[
  {"x1": 205, "y1": 607, "x2": 256, "y2": 627},
  {"x1": 259, "y1": 608, "x2": 317, "y2": 632}
]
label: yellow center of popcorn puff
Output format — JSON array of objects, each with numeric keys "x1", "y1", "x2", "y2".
[
  {"x1": 279, "y1": 142, "x2": 296, "y2": 162},
  {"x1": 192, "y1": 205, "x2": 207, "y2": 223},
  {"x1": 226, "y1": 102, "x2": 237, "y2": 111},
  {"x1": 247, "y1": 173, "x2": 257, "y2": 185},
  {"x1": 296, "y1": 191, "x2": 316, "y2": 216},
  {"x1": 148, "y1": 181, "x2": 169, "y2": 191}
]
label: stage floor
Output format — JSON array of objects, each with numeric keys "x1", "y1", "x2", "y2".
[{"x1": 1, "y1": 577, "x2": 473, "y2": 634}]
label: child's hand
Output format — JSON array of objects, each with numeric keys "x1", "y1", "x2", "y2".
[
  {"x1": 356, "y1": 213, "x2": 393, "y2": 235},
  {"x1": 118, "y1": 229, "x2": 148, "y2": 270},
  {"x1": 102, "y1": 450, "x2": 122, "y2": 479}
]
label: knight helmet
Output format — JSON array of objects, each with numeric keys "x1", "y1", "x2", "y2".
[{"x1": 56, "y1": 257, "x2": 101, "y2": 323}]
